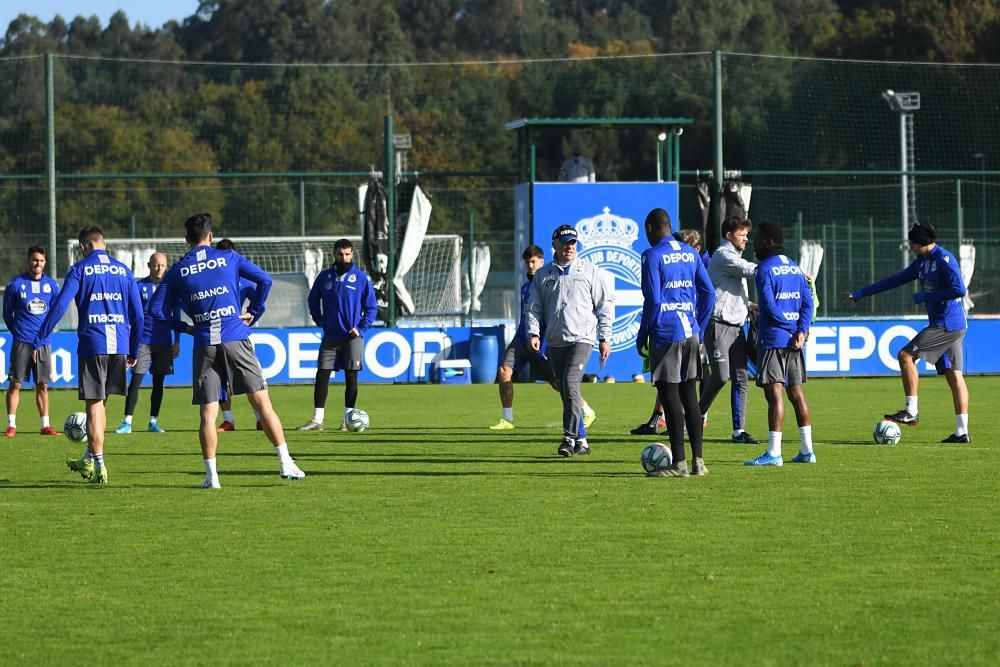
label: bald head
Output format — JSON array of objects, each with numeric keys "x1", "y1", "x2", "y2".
[{"x1": 148, "y1": 252, "x2": 169, "y2": 282}]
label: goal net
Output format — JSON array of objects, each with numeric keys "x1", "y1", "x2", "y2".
[{"x1": 67, "y1": 234, "x2": 464, "y2": 326}]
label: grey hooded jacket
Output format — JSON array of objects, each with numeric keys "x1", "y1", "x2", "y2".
[{"x1": 526, "y1": 259, "x2": 613, "y2": 347}]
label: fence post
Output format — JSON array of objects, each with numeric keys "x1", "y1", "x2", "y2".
[
  {"x1": 468, "y1": 212, "x2": 475, "y2": 327},
  {"x1": 299, "y1": 180, "x2": 306, "y2": 236},
  {"x1": 384, "y1": 114, "x2": 396, "y2": 327},
  {"x1": 713, "y1": 51, "x2": 723, "y2": 192},
  {"x1": 45, "y1": 53, "x2": 57, "y2": 277},
  {"x1": 956, "y1": 178, "x2": 963, "y2": 245}
]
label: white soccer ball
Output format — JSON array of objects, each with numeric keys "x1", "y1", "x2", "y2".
[
  {"x1": 641, "y1": 442, "x2": 673, "y2": 473},
  {"x1": 873, "y1": 420, "x2": 901, "y2": 445},
  {"x1": 64, "y1": 412, "x2": 88, "y2": 442},
  {"x1": 345, "y1": 408, "x2": 370, "y2": 433}
]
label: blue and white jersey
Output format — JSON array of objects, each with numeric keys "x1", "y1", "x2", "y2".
[
  {"x1": 154, "y1": 245, "x2": 271, "y2": 348},
  {"x1": 34, "y1": 250, "x2": 143, "y2": 358},
  {"x1": 137, "y1": 278, "x2": 181, "y2": 346},
  {"x1": 307, "y1": 265, "x2": 377, "y2": 341},
  {"x1": 756, "y1": 252, "x2": 814, "y2": 350},
  {"x1": 851, "y1": 245, "x2": 966, "y2": 331},
  {"x1": 3, "y1": 272, "x2": 60, "y2": 345},
  {"x1": 637, "y1": 237, "x2": 715, "y2": 352}
]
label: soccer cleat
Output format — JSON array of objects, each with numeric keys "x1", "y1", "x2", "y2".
[
  {"x1": 691, "y1": 457, "x2": 709, "y2": 476},
  {"x1": 791, "y1": 451, "x2": 817, "y2": 464},
  {"x1": 582, "y1": 406, "x2": 597, "y2": 429},
  {"x1": 557, "y1": 438, "x2": 575, "y2": 457},
  {"x1": 40, "y1": 426, "x2": 60, "y2": 436},
  {"x1": 941, "y1": 433, "x2": 971, "y2": 444},
  {"x1": 338, "y1": 421, "x2": 349, "y2": 431},
  {"x1": 217, "y1": 421, "x2": 235, "y2": 432},
  {"x1": 573, "y1": 439, "x2": 590, "y2": 455},
  {"x1": 88, "y1": 467, "x2": 108, "y2": 485},
  {"x1": 648, "y1": 460, "x2": 690, "y2": 478},
  {"x1": 884, "y1": 409, "x2": 919, "y2": 426},
  {"x1": 148, "y1": 422, "x2": 166, "y2": 433},
  {"x1": 744, "y1": 452, "x2": 784, "y2": 467},
  {"x1": 732, "y1": 431, "x2": 759, "y2": 444},
  {"x1": 296, "y1": 420, "x2": 324, "y2": 431},
  {"x1": 279, "y1": 460, "x2": 306, "y2": 480},
  {"x1": 5, "y1": 426, "x2": 15, "y2": 437},
  {"x1": 630, "y1": 422, "x2": 659, "y2": 436},
  {"x1": 114, "y1": 421, "x2": 132, "y2": 435},
  {"x1": 67, "y1": 457, "x2": 95, "y2": 480},
  {"x1": 489, "y1": 418, "x2": 515, "y2": 430},
  {"x1": 200, "y1": 477, "x2": 222, "y2": 489}
]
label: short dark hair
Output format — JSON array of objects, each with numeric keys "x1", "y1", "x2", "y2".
[
  {"x1": 522, "y1": 245, "x2": 544, "y2": 261},
  {"x1": 334, "y1": 238, "x2": 354, "y2": 252},
  {"x1": 721, "y1": 216, "x2": 752, "y2": 236},
  {"x1": 185, "y1": 212, "x2": 212, "y2": 244},
  {"x1": 644, "y1": 208, "x2": 672, "y2": 234},
  {"x1": 756, "y1": 221, "x2": 784, "y2": 246},
  {"x1": 27, "y1": 245, "x2": 46, "y2": 258},
  {"x1": 216, "y1": 238, "x2": 235, "y2": 251},
  {"x1": 78, "y1": 226, "x2": 104, "y2": 246}
]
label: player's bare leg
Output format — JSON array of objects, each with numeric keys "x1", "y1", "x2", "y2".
[
  {"x1": 898, "y1": 349, "x2": 919, "y2": 399},
  {"x1": 6, "y1": 381, "x2": 20, "y2": 435},
  {"x1": 246, "y1": 390, "x2": 285, "y2": 447},
  {"x1": 199, "y1": 402, "x2": 220, "y2": 460}
]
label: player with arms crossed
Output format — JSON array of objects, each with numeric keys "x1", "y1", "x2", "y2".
[
  {"x1": 152, "y1": 213, "x2": 304, "y2": 488},
  {"x1": 297, "y1": 238, "x2": 377, "y2": 432},
  {"x1": 745, "y1": 222, "x2": 815, "y2": 467},
  {"x1": 637, "y1": 209, "x2": 715, "y2": 477},
  {"x1": 490, "y1": 244, "x2": 595, "y2": 430},
  {"x1": 847, "y1": 220, "x2": 969, "y2": 443},
  {"x1": 4, "y1": 246, "x2": 61, "y2": 437},
  {"x1": 114, "y1": 252, "x2": 180, "y2": 434},
  {"x1": 35, "y1": 227, "x2": 143, "y2": 484}
]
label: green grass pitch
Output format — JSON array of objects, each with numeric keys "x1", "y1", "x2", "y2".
[{"x1": 2, "y1": 377, "x2": 998, "y2": 665}]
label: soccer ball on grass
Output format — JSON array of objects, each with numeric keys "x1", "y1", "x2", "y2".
[
  {"x1": 345, "y1": 408, "x2": 370, "y2": 433},
  {"x1": 641, "y1": 442, "x2": 672, "y2": 473},
  {"x1": 64, "y1": 412, "x2": 88, "y2": 442},
  {"x1": 872, "y1": 420, "x2": 901, "y2": 445}
]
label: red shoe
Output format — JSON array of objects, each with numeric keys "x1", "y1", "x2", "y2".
[
  {"x1": 217, "y1": 420, "x2": 235, "y2": 432},
  {"x1": 5, "y1": 426, "x2": 15, "y2": 437},
  {"x1": 40, "y1": 426, "x2": 61, "y2": 436},
  {"x1": 255, "y1": 420, "x2": 263, "y2": 431},
  {"x1": 655, "y1": 417, "x2": 666, "y2": 429}
]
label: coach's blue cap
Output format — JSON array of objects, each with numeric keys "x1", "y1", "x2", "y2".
[{"x1": 552, "y1": 224, "x2": 578, "y2": 244}]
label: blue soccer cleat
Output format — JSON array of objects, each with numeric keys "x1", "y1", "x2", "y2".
[
  {"x1": 113, "y1": 421, "x2": 132, "y2": 434},
  {"x1": 791, "y1": 451, "x2": 816, "y2": 464},
  {"x1": 148, "y1": 422, "x2": 166, "y2": 433},
  {"x1": 744, "y1": 452, "x2": 784, "y2": 467}
]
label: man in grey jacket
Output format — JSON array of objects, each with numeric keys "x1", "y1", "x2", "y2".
[
  {"x1": 698, "y1": 216, "x2": 759, "y2": 444},
  {"x1": 527, "y1": 224, "x2": 613, "y2": 457}
]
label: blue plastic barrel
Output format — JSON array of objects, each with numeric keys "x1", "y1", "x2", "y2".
[{"x1": 469, "y1": 332, "x2": 499, "y2": 384}]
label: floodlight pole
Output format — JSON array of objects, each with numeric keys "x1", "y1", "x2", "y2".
[
  {"x1": 898, "y1": 111, "x2": 910, "y2": 269},
  {"x1": 882, "y1": 90, "x2": 920, "y2": 270}
]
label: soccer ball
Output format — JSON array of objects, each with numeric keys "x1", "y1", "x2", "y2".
[
  {"x1": 873, "y1": 420, "x2": 902, "y2": 445},
  {"x1": 345, "y1": 408, "x2": 370, "y2": 433},
  {"x1": 641, "y1": 442, "x2": 673, "y2": 473},
  {"x1": 64, "y1": 412, "x2": 88, "y2": 442}
]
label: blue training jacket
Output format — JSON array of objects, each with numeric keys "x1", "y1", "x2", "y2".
[
  {"x1": 153, "y1": 245, "x2": 271, "y2": 348},
  {"x1": 307, "y1": 265, "x2": 378, "y2": 341},
  {"x1": 850, "y1": 245, "x2": 966, "y2": 331},
  {"x1": 514, "y1": 273, "x2": 549, "y2": 356},
  {"x1": 4, "y1": 273, "x2": 60, "y2": 345},
  {"x1": 637, "y1": 236, "x2": 715, "y2": 353},
  {"x1": 137, "y1": 278, "x2": 181, "y2": 346},
  {"x1": 756, "y1": 252, "x2": 814, "y2": 350},
  {"x1": 33, "y1": 249, "x2": 143, "y2": 358}
]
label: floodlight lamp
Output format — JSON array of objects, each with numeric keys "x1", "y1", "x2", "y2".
[{"x1": 657, "y1": 131, "x2": 668, "y2": 141}]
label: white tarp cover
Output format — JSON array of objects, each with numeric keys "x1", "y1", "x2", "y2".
[
  {"x1": 393, "y1": 185, "x2": 432, "y2": 315},
  {"x1": 462, "y1": 245, "x2": 492, "y2": 312},
  {"x1": 960, "y1": 243, "x2": 975, "y2": 311}
]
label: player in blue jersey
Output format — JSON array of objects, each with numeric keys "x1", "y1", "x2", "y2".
[
  {"x1": 489, "y1": 245, "x2": 596, "y2": 430},
  {"x1": 847, "y1": 220, "x2": 970, "y2": 443},
  {"x1": 213, "y1": 238, "x2": 259, "y2": 432},
  {"x1": 113, "y1": 252, "x2": 181, "y2": 434},
  {"x1": 296, "y1": 238, "x2": 378, "y2": 432},
  {"x1": 3, "y1": 246, "x2": 61, "y2": 437},
  {"x1": 34, "y1": 227, "x2": 144, "y2": 484},
  {"x1": 151, "y1": 213, "x2": 304, "y2": 488},
  {"x1": 637, "y1": 209, "x2": 715, "y2": 477},
  {"x1": 745, "y1": 222, "x2": 815, "y2": 467}
]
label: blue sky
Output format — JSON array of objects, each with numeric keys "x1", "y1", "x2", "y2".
[{"x1": 1, "y1": 1, "x2": 201, "y2": 33}]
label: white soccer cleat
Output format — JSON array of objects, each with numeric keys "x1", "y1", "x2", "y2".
[
  {"x1": 200, "y1": 477, "x2": 221, "y2": 489},
  {"x1": 280, "y1": 460, "x2": 305, "y2": 480}
]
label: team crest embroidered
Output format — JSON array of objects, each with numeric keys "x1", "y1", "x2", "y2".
[{"x1": 576, "y1": 207, "x2": 642, "y2": 352}]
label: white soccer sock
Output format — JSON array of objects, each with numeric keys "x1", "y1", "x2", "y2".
[
  {"x1": 204, "y1": 457, "x2": 218, "y2": 479},
  {"x1": 343, "y1": 407, "x2": 353, "y2": 421},
  {"x1": 767, "y1": 431, "x2": 782, "y2": 458},
  {"x1": 583, "y1": 401, "x2": 594, "y2": 414},
  {"x1": 313, "y1": 407, "x2": 325, "y2": 424},
  {"x1": 149, "y1": 416, "x2": 158, "y2": 424},
  {"x1": 576, "y1": 437, "x2": 588, "y2": 447},
  {"x1": 275, "y1": 444, "x2": 293, "y2": 465},
  {"x1": 904, "y1": 396, "x2": 918, "y2": 415},
  {"x1": 502, "y1": 407, "x2": 514, "y2": 422},
  {"x1": 8, "y1": 414, "x2": 15, "y2": 428},
  {"x1": 732, "y1": 428, "x2": 744, "y2": 438},
  {"x1": 40, "y1": 415, "x2": 50, "y2": 428},
  {"x1": 956, "y1": 414, "x2": 969, "y2": 436},
  {"x1": 123, "y1": 415, "x2": 133, "y2": 425},
  {"x1": 93, "y1": 453, "x2": 105, "y2": 469},
  {"x1": 799, "y1": 425, "x2": 813, "y2": 454},
  {"x1": 82, "y1": 449, "x2": 94, "y2": 462},
  {"x1": 222, "y1": 410, "x2": 234, "y2": 422}
]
